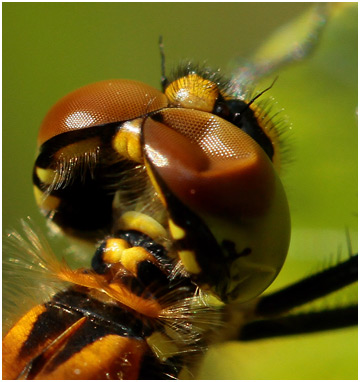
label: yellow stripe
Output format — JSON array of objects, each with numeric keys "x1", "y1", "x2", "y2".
[
  {"x1": 53, "y1": 136, "x2": 100, "y2": 161},
  {"x1": 36, "y1": 167, "x2": 56, "y2": 185},
  {"x1": 168, "y1": 219, "x2": 186, "y2": 240},
  {"x1": 119, "y1": 211, "x2": 167, "y2": 241},
  {"x1": 144, "y1": 158, "x2": 167, "y2": 207},
  {"x1": 2, "y1": 304, "x2": 47, "y2": 380},
  {"x1": 33, "y1": 185, "x2": 61, "y2": 210},
  {"x1": 178, "y1": 250, "x2": 201, "y2": 274},
  {"x1": 36, "y1": 334, "x2": 145, "y2": 379}
]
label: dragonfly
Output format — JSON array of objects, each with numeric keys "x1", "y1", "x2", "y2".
[{"x1": 3, "y1": 3, "x2": 357, "y2": 379}]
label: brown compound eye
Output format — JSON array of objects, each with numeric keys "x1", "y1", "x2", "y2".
[
  {"x1": 163, "y1": 68, "x2": 282, "y2": 172},
  {"x1": 37, "y1": 79, "x2": 167, "y2": 146},
  {"x1": 143, "y1": 108, "x2": 290, "y2": 304},
  {"x1": 33, "y1": 80, "x2": 168, "y2": 239},
  {"x1": 144, "y1": 108, "x2": 276, "y2": 217}
]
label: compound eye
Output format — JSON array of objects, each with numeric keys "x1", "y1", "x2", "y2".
[
  {"x1": 34, "y1": 80, "x2": 168, "y2": 238},
  {"x1": 223, "y1": 99, "x2": 282, "y2": 171},
  {"x1": 143, "y1": 108, "x2": 290, "y2": 303},
  {"x1": 38, "y1": 80, "x2": 167, "y2": 146},
  {"x1": 145, "y1": 108, "x2": 275, "y2": 217}
]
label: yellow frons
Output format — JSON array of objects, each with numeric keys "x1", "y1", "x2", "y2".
[{"x1": 112, "y1": 119, "x2": 143, "y2": 163}]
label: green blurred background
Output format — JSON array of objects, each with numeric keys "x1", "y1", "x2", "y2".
[{"x1": 3, "y1": 3, "x2": 357, "y2": 379}]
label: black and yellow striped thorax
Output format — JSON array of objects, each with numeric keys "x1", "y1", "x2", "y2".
[{"x1": 3, "y1": 226, "x2": 221, "y2": 379}]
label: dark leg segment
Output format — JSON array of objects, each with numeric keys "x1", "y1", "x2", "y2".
[
  {"x1": 239, "y1": 305, "x2": 357, "y2": 341},
  {"x1": 256, "y1": 255, "x2": 357, "y2": 317},
  {"x1": 237, "y1": 255, "x2": 358, "y2": 341}
]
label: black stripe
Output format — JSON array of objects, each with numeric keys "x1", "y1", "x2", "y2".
[
  {"x1": 19, "y1": 286, "x2": 157, "y2": 377},
  {"x1": 19, "y1": 299, "x2": 82, "y2": 360},
  {"x1": 35, "y1": 122, "x2": 121, "y2": 169},
  {"x1": 141, "y1": 150, "x2": 228, "y2": 290},
  {"x1": 51, "y1": 288, "x2": 153, "y2": 338},
  {"x1": 20, "y1": 287, "x2": 153, "y2": 363},
  {"x1": 39, "y1": 319, "x2": 141, "y2": 375},
  {"x1": 33, "y1": 125, "x2": 144, "y2": 237}
]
